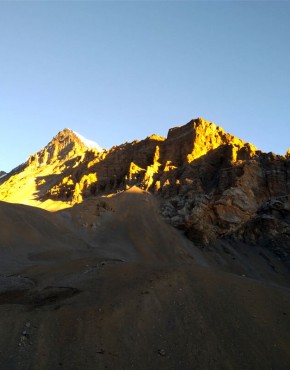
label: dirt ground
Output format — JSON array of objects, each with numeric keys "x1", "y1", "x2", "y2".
[{"x1": 0, "y1": 187, "x2": 289, "y2": 369}]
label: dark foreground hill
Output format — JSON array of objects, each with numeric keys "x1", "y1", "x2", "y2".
[{"x1": 0, "y1": 187, "x2": 290, "y2": 369}]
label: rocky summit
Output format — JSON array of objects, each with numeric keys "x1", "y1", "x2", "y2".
[{"x1": 0, "y1": 118, "x2": 290, "y2": 370}]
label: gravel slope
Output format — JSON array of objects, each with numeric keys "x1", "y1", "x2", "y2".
[{"x1": 0, "y1": 188, "x2": 289, "y2": 369}]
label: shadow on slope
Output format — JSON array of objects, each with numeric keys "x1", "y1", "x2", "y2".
[{"x1": 0, "y1": 188, "x2": 290, "y2": 369}]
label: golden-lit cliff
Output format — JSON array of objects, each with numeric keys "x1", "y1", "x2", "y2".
[{"x1": 0, "y1": 118, "x2": 257, "y2": 208}]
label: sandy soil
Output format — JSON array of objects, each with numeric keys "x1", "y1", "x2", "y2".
[{"x1": 0, "y1": 187, "x2": 289, "y2": 369}]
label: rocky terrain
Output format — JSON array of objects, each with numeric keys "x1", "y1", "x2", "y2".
[
  {"x1": 1, "y1": 118, "x2": 290, "y2": 262},
  {"x1": 0, "y1": 187, "x2": 290, "y2": 370},
  {"x1": 0, "y1": 118, "x2": 290, "y2": 369}
]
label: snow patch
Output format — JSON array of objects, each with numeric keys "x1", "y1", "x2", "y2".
[
  {"x1": 73, "y1": 131, "x2": 104, "y2": 152},
  {"x1": 0, "y1": 173, "x2": 6, "y2": 179}
]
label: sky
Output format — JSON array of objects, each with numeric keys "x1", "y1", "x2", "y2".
[{"x1": 0, "y1": 1, "x2": 289, "y2": 172}]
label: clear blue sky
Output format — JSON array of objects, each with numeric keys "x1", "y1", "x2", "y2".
[{"x1": 0, "y1": 1, "x2": 289, "y2": 172}]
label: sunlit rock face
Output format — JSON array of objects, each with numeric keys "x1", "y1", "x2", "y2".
[
  {"x1": 156, "y1": 121, "x2": 290, "y2": 260},
  {"x1": 0, "y1": 129, "x2": 104, "y2": 210},
  {"x1": 160, "y1": 118, "x2": 257, "y2": 165},
  {"x1": 0, "y1": 118, "x2": 289, "y2": 258}
]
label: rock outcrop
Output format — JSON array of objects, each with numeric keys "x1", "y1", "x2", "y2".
[
  {"x1": 160, "y1": 150, "x2": 290, "y2": 260},
  {"x1": 0, "y1": 118, "x2": 289, "y2": 261}
]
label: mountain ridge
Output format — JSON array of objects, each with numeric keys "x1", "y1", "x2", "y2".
[
  {"x1": 1, "y1": 117, "x2": 258, "y2": 206},
  {"x1": 0, "y1": 117, "x2": 289, "y2": 261}
]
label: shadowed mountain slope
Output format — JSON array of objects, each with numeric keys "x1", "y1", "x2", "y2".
[{"x1": 0, "y1": 188, "x2": 290, "y2": 369}]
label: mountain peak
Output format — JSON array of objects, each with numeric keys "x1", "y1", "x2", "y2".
[
  {"x1": 48, "y1": 128, "x2": 103, "y2": 152},
  {"x1": 27, "y1": 128, "x2": 103, "y2": 168}
]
